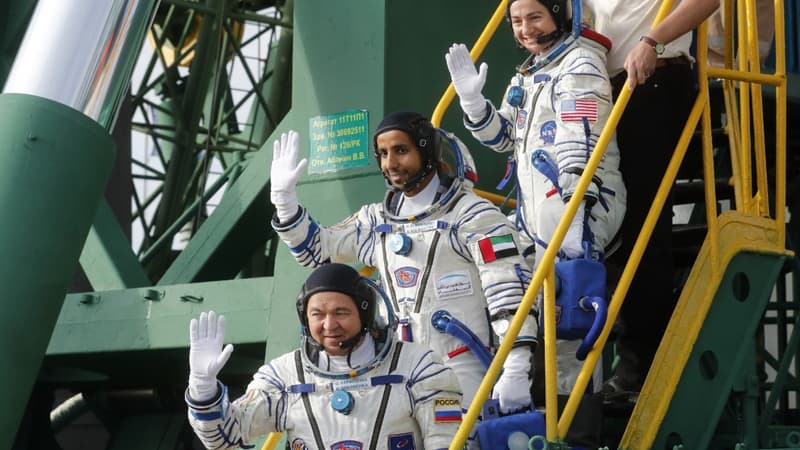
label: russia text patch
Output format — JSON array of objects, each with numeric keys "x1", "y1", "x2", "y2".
[{"x1": 433, "y1": 397, "x2": 462, "y2": 423}]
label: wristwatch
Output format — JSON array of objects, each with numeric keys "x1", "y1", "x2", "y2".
[{"x1": 640, "y1": 35, "x2": 665, "y2": 56}]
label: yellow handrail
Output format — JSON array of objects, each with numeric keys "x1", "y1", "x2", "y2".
[
  {"x1": 430, "y1": 0, "x2": 508, "y2": 128},
  {"x1": 260, "y1": 432, "x2": 282, "y2": 450}
]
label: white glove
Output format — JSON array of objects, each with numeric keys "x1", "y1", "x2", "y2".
[
  {"x1": 188, "y1": 310, "x2": 234, "y2": 402},
  {"x1": 493, "y1": 347, "x2": 533, "y2": 413},
  {"x1": 270, "y1": 130, "x2": 308, "y2": 222},
  {"x1": 445, "y1": 43, "x2": 489, "y2": 121},
  {"x1": 561, "y1": 201, "x2": 586, "y2": 259}
]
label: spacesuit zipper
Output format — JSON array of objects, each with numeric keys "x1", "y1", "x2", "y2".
[
  {"x1": 412, "y1": 192, "x2": 465, "y2": 314},
  {"x1": 519, "y1": 82, "x2": 546, "y2": 155},
  {"x1": 515, "y1": 81, "x2": 546, "y2": 233},
  {"x1": 412, "y1": 232, "x2": 441, "y2": 314},
  {"x1": 380, "y1": 233, "x2": 401, "y2": 312}
]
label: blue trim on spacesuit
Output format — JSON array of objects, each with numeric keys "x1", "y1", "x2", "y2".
[{"x1": 289, "y1": 219, "x2": 318, "y2": 254}]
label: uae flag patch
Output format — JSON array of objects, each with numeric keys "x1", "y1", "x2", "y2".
[{"x1": 478, "y1": 234, "x2": 519, "y2": 263}]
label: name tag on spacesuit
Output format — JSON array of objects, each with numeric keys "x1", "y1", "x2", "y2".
[
  {"x1": 402, "y1": 221, "x2": 439, "y2": 234},
  {"x1": 330, "y1": 378, "x2": 371, "y2": 392},
  {"x1": 435, "y1": 271, "x2": 474, "y2": 300}
]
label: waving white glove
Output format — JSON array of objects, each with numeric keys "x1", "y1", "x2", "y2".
[
  {"x1": 561, "y1": 201, "x2": 587, "y2": 259},
  {"x1": 493, "y1": 346, "x2": 533, "y2": 413},
  {"x1": 189, "y1": 311, "x2": 234, "y2": 402},
  {"x1": 270, "y1": 130, "x2": 308, "y2": 222},
  {"x1": 445, "y1": 43, "x2": 489, "y2": 121}
]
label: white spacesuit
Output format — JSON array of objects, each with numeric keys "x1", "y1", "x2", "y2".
[
  {"x1": 463, "y1": 32, "x2": 626, "y2": 265},
  {"x1": 447, "y1": 2, "x2": 626, "y2": 398},
  {"x1": 270, "y1": 114, "x2": 539, "y2": 419},
  {"x1": 186, "y1": 264, "x2": 463, "y2": 450}
]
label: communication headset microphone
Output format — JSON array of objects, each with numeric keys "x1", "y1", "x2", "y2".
[
  {"x1": 337, "y1": 331, "x2": 366, "y2": 351},
  {"x1": 535, "y1": 29, "x2": 562, "y2": 45}
]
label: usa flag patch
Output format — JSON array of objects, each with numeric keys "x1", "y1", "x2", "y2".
[{"x1": 560, "y1": 99, "x2": 598, "y2": 122}]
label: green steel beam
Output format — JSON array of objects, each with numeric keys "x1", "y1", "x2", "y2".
[
  {"x1": 0, "y1": 93, "x2": 114, "y2": 449},
  {"x1": 80, "y1": 200, "x2": 150, "y2": 291},
  {"x1": 48, "y1": 277, "x2": 275, "y2": 354},
  {"x1": 241, "y1": 18, "x2": 292, "y2": 148},
  {"x1": 106, "y1": 413, "x2": 184, "y2": 450},
  {"x1": 147, "y1": 0, "x2": 226, "y2": 278},
  {"x1": 155, "y1": 179, "x2": 274, "y2": 283}
]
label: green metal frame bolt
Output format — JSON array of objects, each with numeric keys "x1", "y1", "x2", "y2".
[
  {"x1": 79, "y1": 293, "x2": 100, "y2": 305},
  {"x1": 142, "y1": 289, "x2": 164, "y2": 301}
]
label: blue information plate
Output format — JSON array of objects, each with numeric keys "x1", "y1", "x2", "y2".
[{"x1": 308, "y1": 109, "x2": 370, "y2": 174}]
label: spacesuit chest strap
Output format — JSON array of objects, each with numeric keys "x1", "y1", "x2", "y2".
[
  {"x1": 379, "y1": 229, "x2": 442, "y2": 321},
  {"x1": 367, "y1": 342, "x2": 405, "y2": 450},
  {"x1": 294, "y1": 350, "x2": 326, "y2": 450},
  {"x1": 380, "y1": 193, "x2": 467, "y2": 320}
]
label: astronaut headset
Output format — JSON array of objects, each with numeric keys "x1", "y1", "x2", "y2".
[
  {"x1": 381, "y1": 127, "x2": 479, "y2": 224},
  {"x1": 505, "y1": 0, "x2": 583, "y2": 75},
  {"x1": 505, "y1": 0, "x2": 572, "y2": 47},
  {"x1": 373, "y1": 111, "x2": 441, "y2": 193},
  {"x1": 296, "y1": 263, "x2": 399, "y2": 378}
]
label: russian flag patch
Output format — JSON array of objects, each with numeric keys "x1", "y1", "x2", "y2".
[
  {"x1": 433, "y1": 397, "x2": 462, "y2": 423},
  {"x1": 478, "y1": 234, "x2": 519, "y2": 263}
]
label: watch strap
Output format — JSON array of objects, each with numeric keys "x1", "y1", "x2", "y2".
[{"x1": 640, "y1": 35, "x2": 664, "y2": 55}]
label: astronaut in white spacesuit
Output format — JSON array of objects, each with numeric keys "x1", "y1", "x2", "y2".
[
  {"x1": 446, "y1": 0, "x2": 627, "y2": 446},
  {"x1": 269, "y1": 112, "x2": 539, "y2": 425},
  {"x1": 446, "y1": 0, "x2": 626, "y2": 393},
  {"x1": 185, "y1": 263, "x2": 463, "y2": 450}
]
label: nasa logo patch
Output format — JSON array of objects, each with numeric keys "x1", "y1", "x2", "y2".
[{"x1": 539, "y1": 120, "x2": 557, "y2": 144}]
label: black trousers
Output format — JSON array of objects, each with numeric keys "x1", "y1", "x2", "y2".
[{"x1": 607, "y1": 63, "x2": 697, "y2": 382}]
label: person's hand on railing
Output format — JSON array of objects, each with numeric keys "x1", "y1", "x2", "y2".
[
  {"x1": 624, "y1": 40, "x2": 659, "y2": 89},
  {"x1": 270, "y1": 130, "x2": 307, "y2": 222},
  {"x1": 445, "y1": 43, "x2": 489, "y2": 122}
]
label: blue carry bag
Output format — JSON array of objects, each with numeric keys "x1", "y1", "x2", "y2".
[{"x1": 431, "y1": 311, "x2": 546, "y2": 450}]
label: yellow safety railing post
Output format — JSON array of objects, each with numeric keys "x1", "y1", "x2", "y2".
[
  {"x1": 744, "y1": 0, "x2": 771, "y2": 217},
  {"x1": 696, "y1": 21, "x2": 721, "y2": 274},
  {"x1": 772, "y1": 0, "x2": 788, "y2": 245},
  {"x1": 737, "y1": 0, "x2": 755, "y2": 213},
  {"x1": 261, "y1": 432, "x2": 281, "y2": 450},
  {"x1": 543, "y1": 268, "x2": 559, "y2": 441}
]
